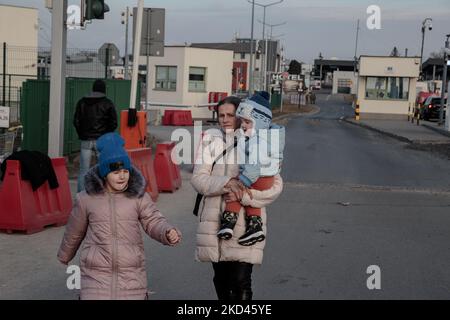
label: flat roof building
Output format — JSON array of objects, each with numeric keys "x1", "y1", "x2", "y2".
[{"x1": 357, "y1": 55, "x2": 420, "y2": 119}]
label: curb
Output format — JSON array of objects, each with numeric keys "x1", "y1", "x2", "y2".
[
  {"x1": 342, "y1": 118, "x2": 413, "y2": 144},
  {"x1": 421, "y1": 124, "x2": 450, "y2": 138}
]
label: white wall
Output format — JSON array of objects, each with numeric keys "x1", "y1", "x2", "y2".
[
  {"x1": 357, "y1": 56, "x2": 420, "y2": 119},
  {"x1": 357, "y1": 76, "x2": 417, "y2": 119},
  {"x1": 0, "y1": 5, "x2": 38, "y2": 47},
  {"x1": 359, "y1": 56, "x2": 420, "y2": 77},
  {"x1": 141, "y1": 46, "x2": 185, "y2": 105},
  {"x1": 0, "y1": 5, "x2": 38, "y2": 88},
  {"x1": 332, "y1": 71, "x2": 358, "y2": 95},
  {"x1": 183, "y1": 47, "x2": 232, "y2": 105},
  {"x1": 141, "y1": 46, "x2": 233, "y2": 119}
]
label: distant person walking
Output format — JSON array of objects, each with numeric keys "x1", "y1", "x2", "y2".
[
  {"x1": 73, "y1": 79, "x2": 118, "y2": 192},
  {"x1": 310, "y1": 91, "x2": 316, "y2": 104}
]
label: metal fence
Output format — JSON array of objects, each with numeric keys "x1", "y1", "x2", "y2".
[{"x1": 0, "y1": 42, "x2": 123, "y2": 124}]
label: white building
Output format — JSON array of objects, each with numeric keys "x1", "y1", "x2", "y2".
[
  {"x1": 140, "y1": 46, "x2": 233, "y2": 119},
  {"x1": 357, "y1": 56, "x2": 420, "y2": 119},
  {"x1": 0, "y1": 4, "x2": 38, "y2": 122},
  {"x1": 332, "y1": 71, "x2": 358, "y2": 95},
  {"x1": 0, "y1": 5, "x2": 38, "y2": 82},
  {"x1": 191, "y1": 39, "x2": 281, "y2": 93}
]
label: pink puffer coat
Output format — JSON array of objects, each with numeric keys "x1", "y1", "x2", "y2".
[{"x1": 57, "y1": 166, "x2": 178, "y2": 300}]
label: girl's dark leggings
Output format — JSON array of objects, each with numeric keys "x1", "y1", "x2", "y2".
[{"x1": 212, "y1": 261, "x2": 253, "y2": 301}]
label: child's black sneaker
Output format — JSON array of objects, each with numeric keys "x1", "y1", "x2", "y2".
[
  {"x1": 238, "y1": 216, "x2": 265, "y2": 246},
  {"x1": 217, "y1": 211, "x2": 238, "y2": 240}
]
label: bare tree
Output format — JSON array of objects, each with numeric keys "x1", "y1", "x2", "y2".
[
  {"x1": 288, "y1": 59, "x2": 302, "y2": 75},
  {"x1": 429, "y1": 48, "x2": 446, "y2": 59}
]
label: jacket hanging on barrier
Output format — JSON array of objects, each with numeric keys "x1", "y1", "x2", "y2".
[{"x1": 0, "y1": 150, "x2": 59, "y2": 191}]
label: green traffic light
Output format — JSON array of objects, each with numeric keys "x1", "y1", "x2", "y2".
[
  {"x1": 85, "y1": 0, "x2": 109, "y2": 20},
  {"x1": 91, "y1": 1, "x2": 103, "y2": 18}
]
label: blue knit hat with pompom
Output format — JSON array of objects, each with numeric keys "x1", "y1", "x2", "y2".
[
  {"x1": 96, "y1": 132, "x2": 131, "y2": 178},
  {"x1": 236, "y1": 91, "x2": 272, "y2": 130}
]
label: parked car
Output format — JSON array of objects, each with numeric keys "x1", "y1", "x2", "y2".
[
  {"x1": 420, "y1": 96, "x2": 447, "y2": 121},
  {"x1": 312, "y1": 80, "x2": 321, "y2": 90},
  {"x1": 416, "y1": 91, "x2": 436, "y2": 107}
]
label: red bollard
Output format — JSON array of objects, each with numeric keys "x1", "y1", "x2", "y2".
[
  {"x1": 217, "y1": 92, "x2": 228, "y2": 102},
  {"x1": 162, "y1": 110, "x2": 175, "y2": 126},
  {"x1": 172, "y1": 110, "x2": 193, "y2": 126},
  {"x1": 154, "y1": 142, "x2": 181, "y2": 192},
  {"x1": 127, "y1": 148, "x2": 159, "y2": 202},
  {"x1": 0, "y1": 158, "x2": 72, "y2": 234}
]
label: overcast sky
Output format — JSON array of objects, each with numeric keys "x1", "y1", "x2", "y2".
[{"x1": 2, "y1": 0, "x2": 450, "y2": 64}]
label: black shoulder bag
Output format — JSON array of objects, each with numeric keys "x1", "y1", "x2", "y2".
[{"x1": 192, "y1": 140, "x2": 237, "y2": 216}]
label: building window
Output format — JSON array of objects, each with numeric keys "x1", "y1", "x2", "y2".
[
  {"x1": 155, "y1": 66, "x2": 177, "y2": 91},
  {"x1": 365, "y1": 77, "x2": 409, "y2": 100},
  {"x1": 240, "y1": 52, "x2": 245, "y2": 59},
  {"x1": 189, "y1": 67, "x2": 206, "y2": 92}
]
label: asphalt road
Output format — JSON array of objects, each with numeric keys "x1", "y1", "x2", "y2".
[
  {"x1": 283, "y1": 92, "x2": 450, "y2": 189},
  {"x1": 1, "y1": 91, "x2": 450, "y2": 300},
  {"x1": 264, "y1": 91, "x2": 450, "y2": 299}
]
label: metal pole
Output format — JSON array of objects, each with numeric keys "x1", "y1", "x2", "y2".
[
  {"x1": 280, "y1": 76, "x2": 283, "y2": 112},
  {"x1": 124, "y1": 6, "x2": 130, "y2": 80},
  {"x1": 8, "y1": 74, "x2": 11, "y2": 107},
  {"x1": 420, "y1": 26, "x2": 425, "y2": 78},
  {"x1": 130, "y1": 0, "x2": 144, "y2": 110},
  {"x1": 250, "y1": 0, "x2": 284, "y2": 91},
  {"x1": 249, "y1": 0, "x2": 255, "y2": 95},
  {"x1": 48, "y1": 0, "x2": 67, "y2": 157},
  {"x1": 420, "y1": 18, "x2": 432, "y2": 80},
  {"x1": 2, "y1": 42, "x2": 6, "y2": 106},
  {"x1": 262, "y1": 7, "x2": 266, "y2": 92},
  {"x1": 105, "y1": 47, "x2": 109, "y2": 79},
  {"x1": 438, "y1": 36, "x2": 449, "y2": 125},
  {"x1": 145, "y1": 9, "x2": 150, "y2": 111},
  {"x1": 265, "y1": 38, "x2": 269, "y2": 91},
  {"x1": 354, "y1": 19, "x2": 359, "y2": 71}
]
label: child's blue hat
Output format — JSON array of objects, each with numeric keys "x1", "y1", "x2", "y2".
[
  {"x1": 236, "y1": 91, "x2": 272, "y2": 130},
  {"x1": 96, "y1": 133, "x2": 131, "y2": 178}
]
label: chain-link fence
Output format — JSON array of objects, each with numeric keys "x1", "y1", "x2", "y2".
[{"x1": 0, "y1": 42, "x2": 124, "y2": 126}]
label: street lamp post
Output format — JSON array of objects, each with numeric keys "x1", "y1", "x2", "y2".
[
  {"x1": 258, "y1": 20, "x2": 286, "y2": 85},
  {"x1": 420, "y1": 18, "x2": 432, "y2": 80},
  {"x1": 438, "y1": 34, "x2": 449, "y2": 126},
  {"x1": 249, "y1": 0, "x2": 255, "y2": 96},
  {"x1": 248, "y1": 0, "x2": 284, "y2": 92},
  {"x1": 121, "y1": 7, "x2": 132, "y2": 80}
]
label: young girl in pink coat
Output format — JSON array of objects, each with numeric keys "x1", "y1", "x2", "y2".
[{"x1": 57, "y1": 132, "x2": 181, "y2": 300}]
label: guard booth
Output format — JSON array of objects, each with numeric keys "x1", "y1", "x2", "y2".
[{"x1": 357, "y1": 56, "x2": 420, "y2": 120}]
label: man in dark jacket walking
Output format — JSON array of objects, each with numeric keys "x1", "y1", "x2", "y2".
[{"x1": 73, "y1": 79, "x2": 117, "y2": 192}]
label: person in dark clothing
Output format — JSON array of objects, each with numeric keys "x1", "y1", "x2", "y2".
[{"x1": 73, "y1": 79, "x2": 118, "y2": 192}]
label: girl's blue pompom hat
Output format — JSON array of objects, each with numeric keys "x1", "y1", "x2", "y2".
[{"x1": 96, "y1": 132, "x2": 131, "y2": 178}]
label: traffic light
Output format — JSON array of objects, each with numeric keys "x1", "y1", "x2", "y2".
[{"x1": 85, "y1": 0, "x2": 109, "y2": 20}]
